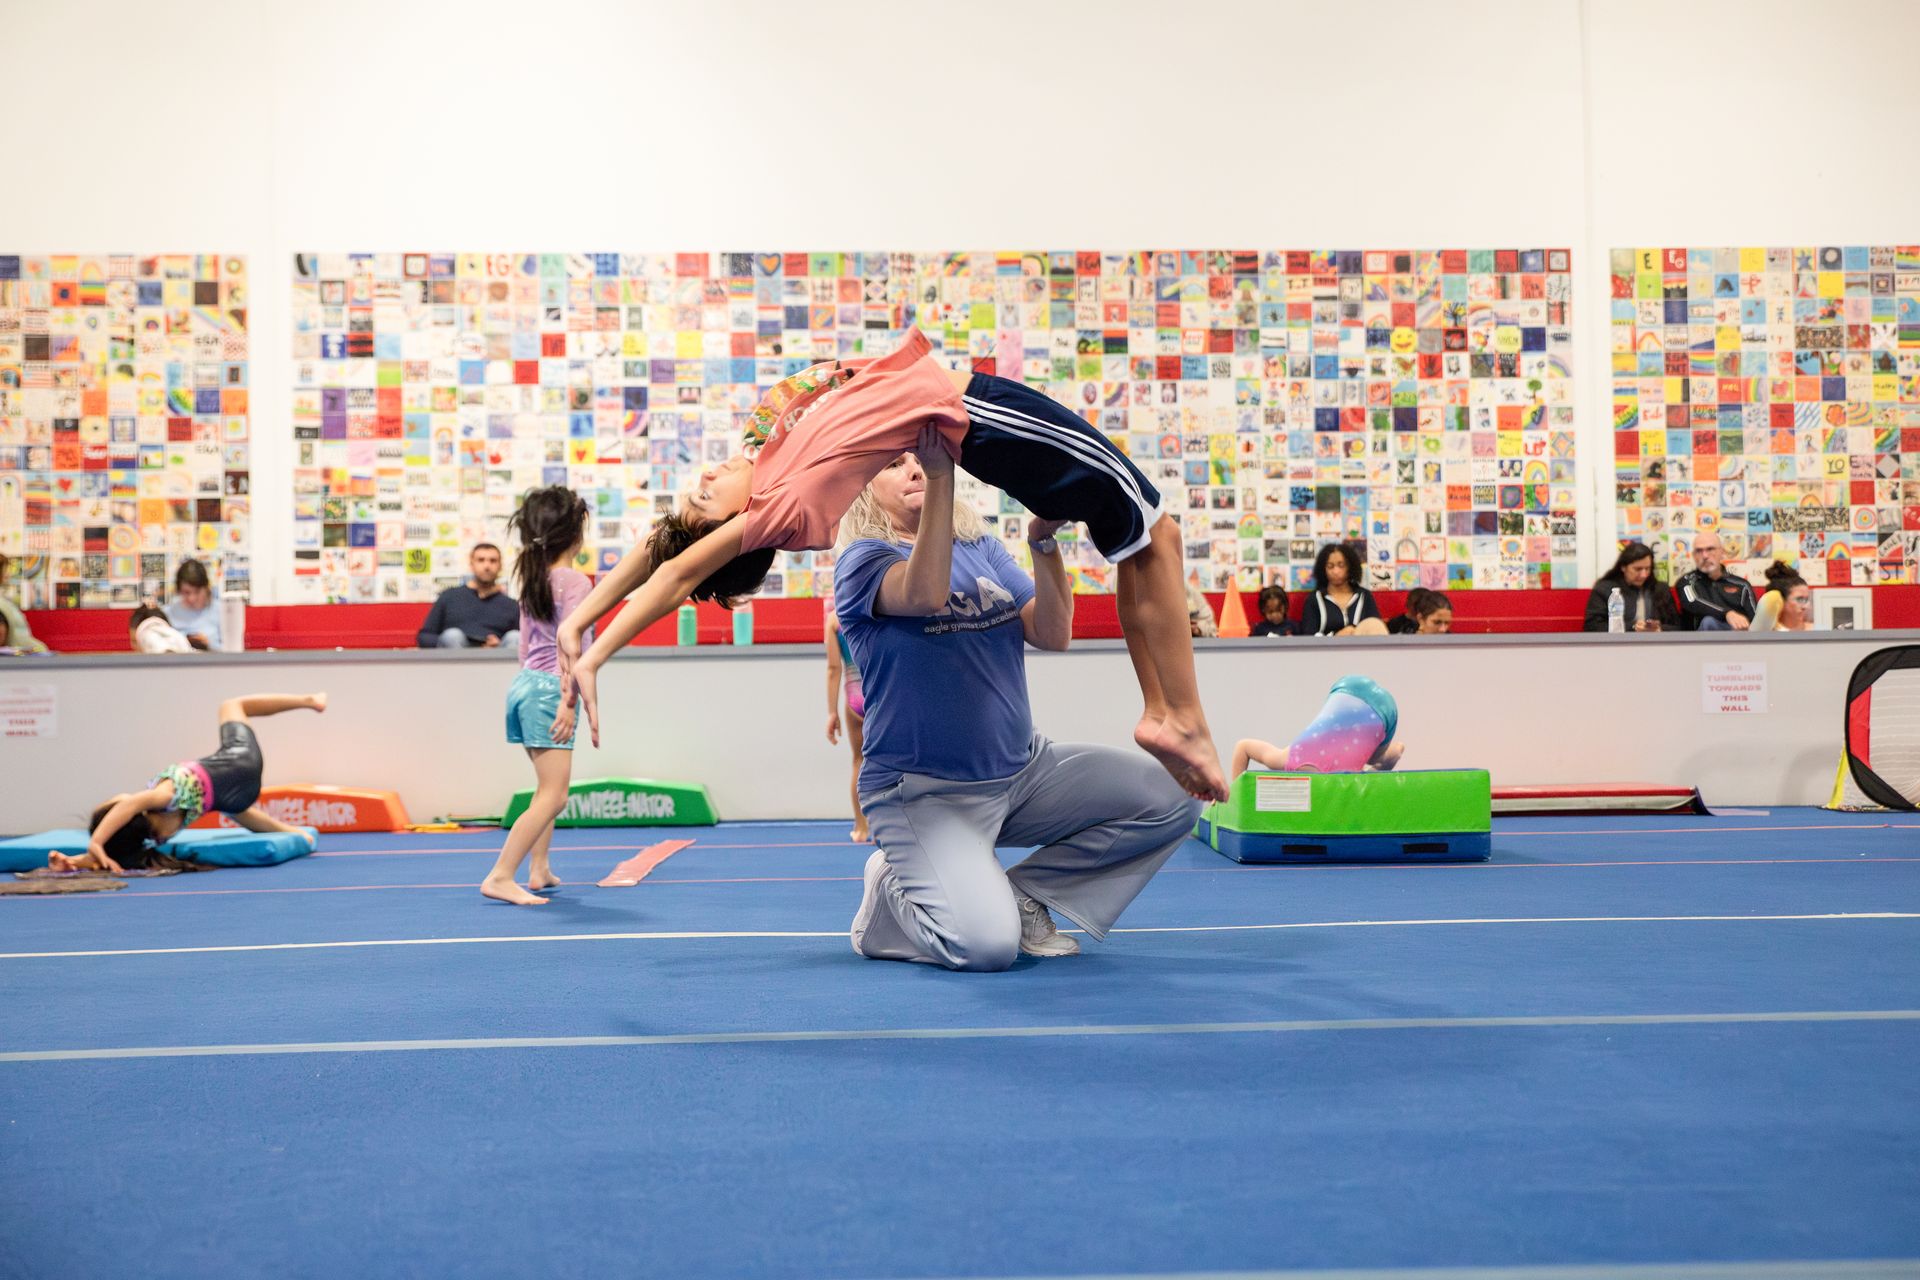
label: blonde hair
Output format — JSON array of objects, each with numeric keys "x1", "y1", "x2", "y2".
[{"x1": 838, "y1": 485, "x2": 989, "y2": 548}]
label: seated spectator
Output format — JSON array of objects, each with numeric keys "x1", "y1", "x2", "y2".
[
  {"x1": 1751, "y1": 562, "x2": 1815, "y2": 632},
  {"x1": 165, "y1": 559, "x2": 222, "y2": 651},
  {"x1": 1249, "y1": 585, "x2": 1294, "y2": 638},
  {"x1": 418, "y1": 543, "x2": 521, "y2": 650},
  {"x1": 1387, "y1": 588, "x2": 1453, "y2": 635},
  {"x1": 1298, "y1": 542, "x2": 1385, "y2": 636},
  {"x1": 1583, "y1": 541, "x2": 1682, "y2": 633},
  {"x1": 0, "y1": 554, "x2": 49, "y2": 654},
  {"x1": 1676, "y1": 532, "x2": 1757, "y2": 631},
  {"x1": 131, "y1": 602, "x2": 197, "y2": 654},
  {"x1": 1186, "y1": 582, "x2": 1218, "y2": 638}
]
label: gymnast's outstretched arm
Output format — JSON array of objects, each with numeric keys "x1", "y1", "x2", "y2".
[
  {"x1": 1231, "y1": 739, "x2": 1289, "y2": 776},
  {"x1": 563, "y1": 516, "x2": 749, "y2": 747}
]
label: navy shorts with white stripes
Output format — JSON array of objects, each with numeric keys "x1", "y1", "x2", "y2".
[{"x1": 957, "y1": 373, "x2": 1165, "y2": 563}]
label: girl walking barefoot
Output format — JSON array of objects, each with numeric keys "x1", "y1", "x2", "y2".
[{"x1": 481, "y1": 486, "x2": 593, "y2": 906}]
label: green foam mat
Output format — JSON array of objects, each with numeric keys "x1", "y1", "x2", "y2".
[
  {"x1": 503, "y1": 777, "x2": 718, "y2": 828},
  {"x1": 1198, "y1": 769, "x2": 1492, "y2": 864}
]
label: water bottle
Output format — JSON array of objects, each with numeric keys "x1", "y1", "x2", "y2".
[
  {"x1": 676, "y1": 603, "x2": 698, "y2": 646},
  {"x1": 1607, "y1": 587, "x2": 1625, "y2": 633},
  {"x1": 732, "y1": 603, "x2": 754, "y2": 646},
  {"x1": 221, "y1": 590, "x2": 248, "y2": 653}
]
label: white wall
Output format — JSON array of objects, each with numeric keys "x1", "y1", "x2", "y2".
[
  {"x1": 0, "y1": 633, "x2": 1902, "y2": 832},
  {"x1": 15, "y1": 0, "x2": 1912, "y2": 604},
  {"x1": 1580, "y1": 0, "x2": 1920, "y2": 556}
]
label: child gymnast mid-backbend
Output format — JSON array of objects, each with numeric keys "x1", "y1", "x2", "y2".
[
  {"x1": 1231, "y1": 675, "x2": 1405, "y2": 776},
  {"x1": 53, "y1": 693, "x2": 328, "y2": 874},
  {"x1": 554, "y1": 330, "x2": 1227, "y2": 801},
  {"x1": 480, "y1": 485, "x2": 594, "y2": 906}
]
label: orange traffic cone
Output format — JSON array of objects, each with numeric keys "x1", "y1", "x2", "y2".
[{"x1": 1216, "y1": 583, "x2": 1251, "y2": 638}]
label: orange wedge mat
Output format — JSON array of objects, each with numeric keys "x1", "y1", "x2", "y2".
[{"x1": 192, "y1": 786, "x2": 411, "y2": 833}]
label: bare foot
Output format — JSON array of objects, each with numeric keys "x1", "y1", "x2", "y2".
[
  {"x1": 1135, "y1": 714, "x2": 1229, "y2": 802},
  {"x1": 309, "y1": 692, "x2": 329, "y2": 713},
  {"x1": 528, "y1": 867, "x2": 562, "y2": 891},
  {"x1": 850, "y1": 825, "x2": 871, "y2": 843},
  {"x1": 481, "y1": 875, "x2": 549, "y2": 906},
  {"x1": 48, "y1": 851, "x2": 76, "y2": 873}
]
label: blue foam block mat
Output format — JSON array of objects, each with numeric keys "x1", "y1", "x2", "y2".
[
  {"x1": 1195, "y1": 814, "x2": 1492, "y2": 863},
  {"x1": 0, "y1": 826, "x2": 319, "y2": 872}
]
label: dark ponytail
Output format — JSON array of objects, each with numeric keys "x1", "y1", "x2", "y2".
[
  {"x1": 1762, "y1": 561, "x2": 1806, "y2": 597},
  {"x1": 506, "y1": 486, "x2": 590, "y2": 623},
  {"x1": 1390, "y1": 588, "x2": 1453, "y2": 634}
]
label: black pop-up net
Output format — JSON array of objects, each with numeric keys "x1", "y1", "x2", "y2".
[{"x1": 1845, "y1": 645, "x2": 1920, "y2": 812}]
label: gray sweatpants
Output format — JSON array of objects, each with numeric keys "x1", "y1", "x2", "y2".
[{"x1": 855, "y1": 734, "x2": 1201, "y2": 972}]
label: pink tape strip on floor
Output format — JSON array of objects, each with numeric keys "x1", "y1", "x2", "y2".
[{"x1": 598, "y1": 839, "x2": 697, "y2": 887}]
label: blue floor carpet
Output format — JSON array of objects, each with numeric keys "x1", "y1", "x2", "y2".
[{"x1": 2, "y1": 809, "x2": 1917, "y2": 1279}]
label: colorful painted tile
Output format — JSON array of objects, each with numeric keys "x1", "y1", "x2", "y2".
[
  {"x1": 289, "y1": 249, "x2": 1575, "y2": 601},
  {"x1": 1610, "y1": 246, "x2": 1920, "y2": 586},
  {"x1": 0, "y1": 254, "x2": 248, "y2": 608}
]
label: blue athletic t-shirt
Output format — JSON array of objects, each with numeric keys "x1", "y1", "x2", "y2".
[{"x1": 834, "y1": 536, "x2": 1036, "y2": 792}]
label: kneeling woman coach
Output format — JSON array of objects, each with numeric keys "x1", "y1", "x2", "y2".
[{"x1": 833, "y1": 426, "x2": 1199, "y2": 971}]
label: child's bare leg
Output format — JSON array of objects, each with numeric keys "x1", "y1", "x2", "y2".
[
  {"x1": 1232, "y1": 738, "x2": 1290, "y2": 776},
  {"x1": 1116, "y1": 558, "x2": 1169, "y2": 722},
  {"x1": 528, "y1": 822, "x2": 560, "y2": 891},
  {"x1": 847, "y1": 712, "x2": 870, "y2": 842},
  {"x1": 231, "y1": 806, "x2": 316, "y2": 845},
  {"x1": 483, "y1": 748, "x2": 570, "y2": 905},
  {"x1": 1118, "y1": 517, "x2": 1226, "y2": 800},
  {"x1": 219, "y1": 693, "x2": 327, "y2": 723}
]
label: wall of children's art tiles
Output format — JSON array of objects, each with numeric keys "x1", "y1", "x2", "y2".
[
  {"x1": 0, "y1": 255, "x2": 250, "y2": 608},
  {"x1": 1610, "y1": 247, "x2": 1920, "y2": 586},
  {"x1": 285, "y1": 249, "x2": 1575, "y2": 603}
]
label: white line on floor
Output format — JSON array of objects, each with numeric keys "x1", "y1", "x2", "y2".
[
  {"x1": 3, "y1": 913, "x2": 1915, "y2": 961},
  {"x1": 4, "y1": 1010, "x2": 1916, "y2": 1064},
  {"x1": 923, "y1": 1259, "x2": 1920, "y2": 1280}
]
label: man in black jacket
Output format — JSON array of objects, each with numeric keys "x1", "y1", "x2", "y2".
[{"x1": 1676, "y1": 532, "x2": 1757, "y2": 631}]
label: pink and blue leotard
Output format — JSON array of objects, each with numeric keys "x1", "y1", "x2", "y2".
[{"x1": 1285, "y1": 675, "x2": 1399, "y2": 773}]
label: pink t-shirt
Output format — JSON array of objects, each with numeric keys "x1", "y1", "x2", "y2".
[
  {"x1": 520, "y1": 567, "x2": 593, "y2": 676},
  {"x1": 738, "y1": 329, "x2": 969, "y2": 553}
]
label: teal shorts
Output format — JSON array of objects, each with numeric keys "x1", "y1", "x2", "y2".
[{"x1": 505, "y1": 669, "x2": 574, "y2": 750}]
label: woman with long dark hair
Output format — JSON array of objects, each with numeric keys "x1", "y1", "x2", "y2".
[
  {"x1": 1583, "y1": 542, "x2": 1680, "y2": 632},
  {"x1": 1298, "y1": 542, "x2": 1383, "y2": 636}
]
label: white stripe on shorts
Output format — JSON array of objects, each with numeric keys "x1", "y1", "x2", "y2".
[{"x1": 961, "y1": 395, "x2": 1163, "y2": 560}]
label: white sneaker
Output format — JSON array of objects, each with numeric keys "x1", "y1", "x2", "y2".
[
  {"x1": 850, "y1": 849, "x2": 889, "y2": 957},
  {"x1": 1016, "y1": 893, "x2": 1079, "y2": 957}
]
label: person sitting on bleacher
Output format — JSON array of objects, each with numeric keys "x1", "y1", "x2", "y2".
[
  {"x1": 417, "y1": 544, "x2": 521, "y2": 651},
  {"x1": 1751, "y1": 562, "x2": 1815, "y2": 632},
  {"x1": 1676, "y1": 532, "x2": 1757, "y2": 631},
  {"x1": 1249, "y1": 585, "x2": 1294, "y2": 637},
  {"x1": 1583, "y1": 541, "x2": 1682, "y2": 632}
]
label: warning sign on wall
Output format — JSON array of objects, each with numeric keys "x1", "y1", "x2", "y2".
[
  {"x1": 0, "y1": 684, "x2": 57, "y2": 738},
  {"x1": 1701, "y1": 662, "x2": 1768, "y2": 714}
]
